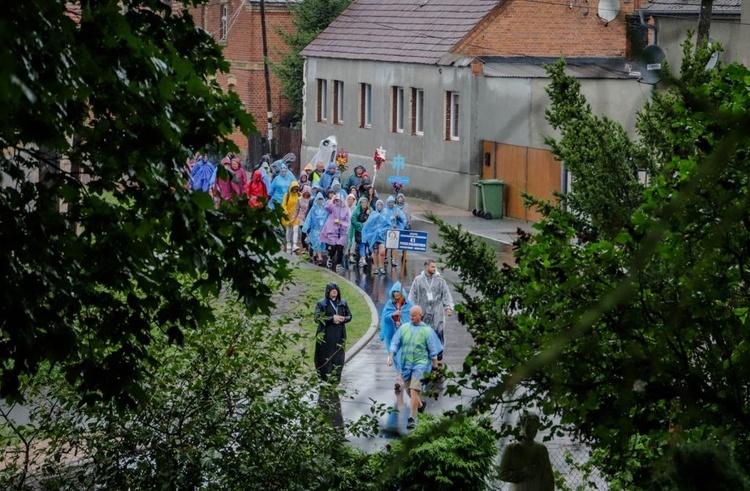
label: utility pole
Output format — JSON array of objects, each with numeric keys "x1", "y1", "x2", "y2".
[
  {"x1": 259, "y1": 0, "x2": 274, "y2": 157},
  {"x1": 696, "y1": 0, "x2": 714, "y2": 46}
]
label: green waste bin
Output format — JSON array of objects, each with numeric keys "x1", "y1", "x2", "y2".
[
  {"x1": 480, "y1": 179, "x2": 504, "y2": 219},
  {"x1": 472, "y1": 180, "x2": 485, "y2": 216}
]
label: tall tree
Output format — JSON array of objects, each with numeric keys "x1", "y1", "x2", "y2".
[
  {"x1": 272, "y1": 0, "x2": 352, "y2": 121},
  {"x1": 0, "y1": 0, "x2": 289, "y2": 406},
  {"x1": 434, "y1": 44, "x2": 750, "y2": 488}
]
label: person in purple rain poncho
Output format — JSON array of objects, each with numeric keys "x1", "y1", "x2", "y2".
[{"x1": 320, "y1": 194, "x2": 351, "y2": 273}]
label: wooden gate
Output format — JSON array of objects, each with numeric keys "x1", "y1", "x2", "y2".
[
  {"x1": 481, "y1": 140, "x2": 561, "y2": 222},
  {"x1": 277, "y1": 126, "x2": 302, "y2": 171}
]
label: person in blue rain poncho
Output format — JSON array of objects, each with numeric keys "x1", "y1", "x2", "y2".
[
  {"x1": 302, "y1": 192, "x2": 329, "y2": 266},
  {"x1": 361, "y1": 199, "x2": 389, "y2": 275},
  {"x1": 318, "y1": 162, "x2": 340, "y2": 193},
  {"x1": 268, "y1": 164, "x2": 294, "y2": 209},
  {"x1": 381, "y1": 195, "x2": 407, "y2": 268},
  {"x1": 189, "y1": 154, "x2": 217, "y2": 193},
  {"x1": 328, "y1": 177, "x2": 347, "y2": 200},
  {"x1": 380, "y1": 281, "x2": 414, "y2": 392}
]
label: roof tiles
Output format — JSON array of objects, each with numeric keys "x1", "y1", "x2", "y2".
[
  {"x1": 301, "y1": 0, "x2": 502, "y2": 65},
  {"x1": 640, "y1": 0, "x2": 741, "y2": 15}
]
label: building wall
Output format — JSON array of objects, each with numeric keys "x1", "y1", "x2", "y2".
[
  {"x1": 302, "y1": 58, "x2": 479, "y2": 210},
  {"x1": 302, "y1": 56, "x2": 649, "y2": 211},
  {"x1": 456, "y1": 0, "x2": 636, "y2": 58},
  {"x1": 651, "y1": 17, "x2": 742, "y2": 69},
  {"x1": 185, "y1": 1, "x2": 295, "y2": 155}
]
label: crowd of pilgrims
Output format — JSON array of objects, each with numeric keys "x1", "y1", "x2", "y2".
[{"x1": 185, "y1": 152, "x2": 413, "y2": 274}]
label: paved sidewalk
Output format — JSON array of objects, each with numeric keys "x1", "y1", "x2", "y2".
[{"x1": 407, "y1": 197, "x2": 535, "y2": 245}]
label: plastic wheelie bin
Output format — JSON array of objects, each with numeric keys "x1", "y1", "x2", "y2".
[
  {"x1": 472, "y1": 180, "x2": 486, "y2": 217},
  {"x1": 479, "y1": 179, "x2": 504, "y2": 219}
]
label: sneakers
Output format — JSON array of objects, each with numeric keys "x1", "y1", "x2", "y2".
[
  {"x1": 358, "y1": 257, "x2": 366, "y2": 267},
  {"x1": 326, "y1": 258, "x2": 332, "y2": 268},
  {"x1": 374, "y1": 268, "x2": 381, "y2": 275},
  {"x1": 391, "y1": 259, "x2": 397, "y2": 267},
  {"x1": 379, "y1": 267, "x2": 386, "y2": 275},
  {"x1": 406, "y1": 417, "x2": 416, "y2": 429},
  {"x1": 418, "y1": 400, "x2": 427, "y2": 413},
  {"x1": 335, "y1": 265, "x2": 343, "y2": 274}
]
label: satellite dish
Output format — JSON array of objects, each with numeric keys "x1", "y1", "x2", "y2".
[
  {"x1": 597, "y1": 0, "x2": 620, "y2": 23},
  {"x1": 636, "y1": 44, "x2": 666, "y2": 84},
  {"x1": 705, "y1": 38, "x2": 721, "y2": 70}
]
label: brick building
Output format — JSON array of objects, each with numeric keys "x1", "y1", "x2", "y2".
[
  {"x1": 182, "y1": 0, "x2": 297, "y2": 157},
  {"x1": 300, "y1": 0, "x2": 650, "y2": 218}
]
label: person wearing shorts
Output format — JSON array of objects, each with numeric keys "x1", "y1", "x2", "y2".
[{"x1": 387, "y1": 305, "x2": 443, "y2": 429}]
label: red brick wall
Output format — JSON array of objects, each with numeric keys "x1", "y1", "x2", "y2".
[
  {"x1": 184, "y1": 1, "x2": 295, "y2": 154},
  {"x1": 455, "y1": 0, "x2": 635, "y2": 58}
]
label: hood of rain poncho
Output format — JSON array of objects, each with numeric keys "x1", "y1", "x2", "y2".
[
  {"x1": 304, "y1": 163, "x2": 313, "y2": 171},
  {"x1": 301, "y1": 185, "x2": 312, "y2": 197},
  {"x1": 331, "y1": 178, "x2": 341, "y2": 191},
  {"x1": 358, "y1": 196, "x2": 369, "y2": 207},
  {"x1": 354, "y1": 165, "x2": 365, "y2": 176},
  {"x1": 375, "y1": 199, "x2": 384, "y2": 211},
  {"x1": 325, "y1": 282, "x2": 340, "y2": 301},
  {"x1": 397, "y1": 193, "x2": 406, "y2": 203}
]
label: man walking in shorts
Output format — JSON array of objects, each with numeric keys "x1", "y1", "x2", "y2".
[{"x1": 387, "y1": 305, "x2": 443, "y2": 429}]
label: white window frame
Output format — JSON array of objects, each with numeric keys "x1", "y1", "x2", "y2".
[
  {"x1": 414, "y1": 88, "x2": 424, "y2": 136},
  {"x1": 449, "y1": 91, "x2": 460, "y2": 141},
  {"x1": 361, "y1": 83, "x2": 372, "y2": 128},
  {"x1": 317, "y1": 79, "x2": 328, "y2": 122},
  {"x1": 393, "y1": 86, "x2": 404, "y2": 133},
  {"x1": 220, "y1": 3, "x2": 229, "y2": 41},
  {"x1": 334, "y1": 80, "x2": 344, "y2": 124}
]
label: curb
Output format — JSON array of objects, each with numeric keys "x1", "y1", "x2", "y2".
[{"x1": 412, "y1": 213, "x2": 515, "y2": 245}]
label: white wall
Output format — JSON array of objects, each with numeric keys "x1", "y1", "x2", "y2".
[
  {"x1": 654, "y1": 17, "x2": 742, "y2": 68},
  {"x1": 302, "y1": 58, "x2": 478, "y2": 209}
]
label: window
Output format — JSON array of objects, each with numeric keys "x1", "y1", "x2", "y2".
[
  {"x1": 360, "y1": 83, "x2": 372, "y2": 128},
  {"x1": 446, "y1": 91, "x2": 460, "y2": 140},
  {"x1": 392, "y1": 86, "x2": 404, "y2": 133},
  {"x1": 317, "y1": 79, "x2": 328, "y2": 122},
  {"x1": 220, "y1": 3, "x2": 229, "y2": 42},
  {"x1": 333, "y1": 80, "x2": 344, "y2": 124},
  {"x1": 411, "y1": 88, "x2": 424, "y2": 136}
]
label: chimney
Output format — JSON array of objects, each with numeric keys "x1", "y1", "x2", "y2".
[{"x1": 471, "y1": 59, "x2": 484, "y2": 77}]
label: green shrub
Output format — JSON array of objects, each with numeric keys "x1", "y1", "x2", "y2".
[{"x1": 380, "y1": 414, "x2": 498, "y2": 491}]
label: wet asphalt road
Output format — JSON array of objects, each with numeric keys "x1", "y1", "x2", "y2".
[{"x1": 333, "y1": 218, "x2": 513, "y2": 450}]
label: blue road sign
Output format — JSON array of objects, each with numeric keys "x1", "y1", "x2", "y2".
[
  {"x1": 388, "y1": 175, "x2": 410, "y2": 185},
  {"x1": 385, "y1": 230, "x2": 428, "y2": 252}
]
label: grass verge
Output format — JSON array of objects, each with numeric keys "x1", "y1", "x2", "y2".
[{"x1": 276, "y1": 266, "x2": 373, "y2": 367}]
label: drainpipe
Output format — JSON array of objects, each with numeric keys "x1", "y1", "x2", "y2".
[{"x1": 639, "y1": 10, "x2": 657, "y2": 45}]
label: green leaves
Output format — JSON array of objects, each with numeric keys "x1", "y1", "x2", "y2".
[
  {"x1": 0, "y1": 0, "x2": 290, "y2": 405},
  {"x1": 437, "y1": 51, "x2": 750, "y2": 488}
]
